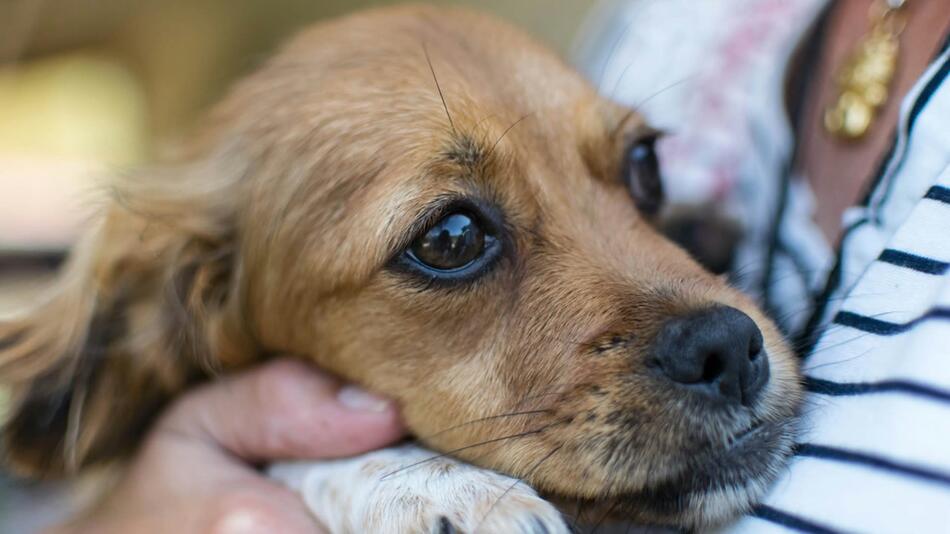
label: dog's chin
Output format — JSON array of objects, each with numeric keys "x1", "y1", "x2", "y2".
[
  {"x1": 623, "y1": 417, "x2": 797, "y2": 529},
  {"x1": 559, "y1": 417, "x2": 797, "y2": 530}
]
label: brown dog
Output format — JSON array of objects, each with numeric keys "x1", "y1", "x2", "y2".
[{"x1": 0, "y1": 4, "x2": 801, "y2": 530}]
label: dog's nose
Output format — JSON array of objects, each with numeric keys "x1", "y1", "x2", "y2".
[{"x1": 651, "y1": 306, "x2": 769, "y2": 406}]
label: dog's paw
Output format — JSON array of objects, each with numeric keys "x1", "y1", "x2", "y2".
[{"x1": 268, "y1": 444, "x2": 569, "y2": 534}]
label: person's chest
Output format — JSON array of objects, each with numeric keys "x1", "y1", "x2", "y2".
[{"x1": 796, "y1": 0, "x2": 950, "y2": 243}]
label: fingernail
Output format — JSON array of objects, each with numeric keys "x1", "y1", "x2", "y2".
[{"x1": 338, "y1": 385, "x2": 391, "y2": 412}]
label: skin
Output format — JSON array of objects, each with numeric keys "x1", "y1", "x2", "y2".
[
  {"x1": 3, "y1": 2, "x2": 946, "y2": 532},
  {"x1": 1, "y1": 5, "x2": 801, "y2": 530},
  {"x1": 48, "y1": 360, "x2": 404, "y2": 534},
  {"x1": 799, "y1": 0, "x2": 950, "y2": 242}
]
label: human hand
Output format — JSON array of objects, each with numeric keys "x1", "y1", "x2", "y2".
[{"x1": 49, "y1": 359, "x2": 405, "y2": 534}]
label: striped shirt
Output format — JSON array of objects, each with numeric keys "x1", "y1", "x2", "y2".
[{"x1": 575, "y1": 1, "x2": 950, "y2": 531}]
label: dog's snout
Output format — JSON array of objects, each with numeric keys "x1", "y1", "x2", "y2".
[{"x1": 651, "y1": 306, "x2": 769, "y2": 406}]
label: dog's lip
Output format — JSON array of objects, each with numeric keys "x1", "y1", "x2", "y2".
[
  {"x1": 596, "y1": 416, "x2": 794, "y2": 522},
  {"x1": 675, "y1": 418, "x2": 783, "y2": 488},
  {"x1": 541, "y1": 413, "x2": 797, "y2": 527},
  {"x1": 724, "y1": 418, "x2": 766, "y2": 449}
]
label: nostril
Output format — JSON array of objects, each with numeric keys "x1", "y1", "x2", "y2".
[
  {"x1": 748, "y1": 331, "x2": 764, "y2": 361},
  {"x1": 701, "y1": 353, "x2": 725, "y2": 383}
]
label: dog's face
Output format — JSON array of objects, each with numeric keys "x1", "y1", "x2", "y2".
[{"x1": 0, "y1": 6, "x2": 800, "y2": 529}]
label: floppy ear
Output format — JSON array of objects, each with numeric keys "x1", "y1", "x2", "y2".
[{"x1": 0, "y1": 160, "x2": 256, "y2": 478}]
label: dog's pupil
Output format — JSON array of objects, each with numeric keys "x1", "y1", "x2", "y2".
[
  {"x1": 411, "y1": 213, "x2": 485, "y2": 270},
  {"x1": 625, "y1": 137, "x2": 664, "y2": 216}
]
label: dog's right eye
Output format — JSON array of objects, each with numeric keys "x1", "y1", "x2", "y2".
[
  {"x1": 397, "y1": 209, "x2": 503, "y2": 283},
  {"x1": 408, "y1": 212, "x2": 494, "y2": 271}
]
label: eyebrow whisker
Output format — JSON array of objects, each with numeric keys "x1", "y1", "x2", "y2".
[
  {"x1": 486, "y1": 112, "x2": 533, "y2": 159},
  {"x1": 423, "y1": 42, "x2": 456, "y2": 134}
]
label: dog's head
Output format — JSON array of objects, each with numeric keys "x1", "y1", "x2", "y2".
[{"x1": 0, "y1": 5, "x2": 800, "y2": 529}]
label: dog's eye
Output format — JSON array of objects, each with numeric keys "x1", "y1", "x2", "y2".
[
  {"x1": 623, "y1": 136, "x2": 664, "y2": 215},
  {"x1": 408, "y1": 212, "x2": 495, "y2": 271},
  {"x1": 394, "y1": 202, "x2": 504, "y2": 285}
]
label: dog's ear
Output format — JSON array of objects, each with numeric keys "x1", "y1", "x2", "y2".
[{"x1": 0, "y1": 159, "x2": 256, "y2": 478}]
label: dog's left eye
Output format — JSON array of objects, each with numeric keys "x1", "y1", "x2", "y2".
[
  {"x1": 623, "y1": 136, "x2": 664, "y2": 215},
  {"x1": 406, "y1": 212, "x2": 497, "y2": 273}
]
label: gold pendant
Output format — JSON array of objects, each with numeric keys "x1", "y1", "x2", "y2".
[{"x1": 824, "y1": 1, "x2": 906, "y2": 140}]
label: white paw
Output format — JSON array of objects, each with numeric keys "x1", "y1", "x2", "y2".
[{"x1": 269, "y1": 444, "x2": 569, "y2": 534}]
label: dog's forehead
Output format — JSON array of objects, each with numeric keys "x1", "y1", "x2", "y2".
[
  {"x1": 214, "y1": 6, "x2": 621, "y2": 195},
  {"x1": 234, "y1": 6, "x2": 641, "y2": 288},
  {"x1": 254, "y1": 5, "x2": 601, "y2": 126}
]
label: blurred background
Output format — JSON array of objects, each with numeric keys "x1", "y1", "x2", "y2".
[
  {"x1": 0, "y1": 0, "x2": 596, "y2": 315},
  {"x1": 0, "y1": 0, "x2": 597, "y2": 531}
]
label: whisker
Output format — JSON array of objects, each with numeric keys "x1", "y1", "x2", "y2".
[
  {"x1": 571, "y1": 501, "x2": 589, "y2": 531},
  {"x1": 607, "y1": 59, "x2": 637, "y2": 102},
  {"x1": 418, "y1": 409, "x2": 552, "y2": 441},
  {"x1": 792, "y1": 322, "x2": 866, "y2": 352},
  {"x1": 803, "y1": 331, "x2": 873, "y2": 355},
  {"x1": 417, "y1": 380, "x2": 578, "y2": 447},
  {"x1": 473, "y1": 112, "x2": 501, "y2": 133},
  {"x1": 772, "y1": 292, "x2": 865, "y2": 325},
  {"x1": 588, "y1": 500, "x2": 621, "y2": 534},
  {"x1": 595, "y1": 16, "x2": 636, "y2": 92},
  {"x1": 515, "y1": 386, "x2": 577, "y2": 406},
  {"x1": 422, "y1": 43, "x2": 455, "y2": 134},
  {"x1": 513, "y1": 387, "x2": 579, "y2": 412},
  {"x1": 630, "y1": 74, "x2": 699, "y2": 116},
  {"x1": 380, "y1": 422, "x2": 564, "y2": 480},
  {"x1": 486, "y1": 113, "x2": 533, "y2": 159},
  {"x1": 797, "y1": 307, "x2": 909, "y2": 357},
  {"x1": 474, "y1": 444, "x2": 564, "y2": 534},
  {"x1": 592, "y1": 0, "x2": 668, "y2": 92},
  {"x1": 607, "y1": 72, "x2": 695, "y2": 139},
  {"x1": 802, "y1": 347, "x2": 874, "y2": 372}
]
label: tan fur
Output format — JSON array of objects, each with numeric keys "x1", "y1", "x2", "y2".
[{"x1": 0, "y1": 5, "x2": 801, "y2": 528}]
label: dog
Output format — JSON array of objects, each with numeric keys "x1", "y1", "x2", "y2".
[{"x1": 0, "y1": 5, "x2": 802, "y2": 532}]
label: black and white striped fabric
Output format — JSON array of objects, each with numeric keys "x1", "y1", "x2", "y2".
[
  {"x1": 575, "y1": 1, "x2": 950, "y2": 531},
  {"x1": 737, "y1": 38, "x2": 950, "y2": 534}
]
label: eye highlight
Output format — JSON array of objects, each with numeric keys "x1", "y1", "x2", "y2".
[
  {"x1": 623, "y1": 135, "x2": 664, "y2": 216},
  {"x1": 409, "y1": 213, "x2": 489, "y2": 271},
  {"x1": 396, "y1": 204, "x2": 503, "y2": 284}
]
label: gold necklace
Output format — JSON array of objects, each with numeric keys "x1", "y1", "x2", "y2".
[{"x1": 824, "y1": 0, "x2": 908, "y2": 140}]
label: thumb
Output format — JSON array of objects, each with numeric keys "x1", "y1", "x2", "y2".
[{"x1": 156, "y1": 359, "x2": 406, "y2": 462}]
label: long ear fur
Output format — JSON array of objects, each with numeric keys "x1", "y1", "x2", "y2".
[{"x1": 0, "y1": 158, "x2": 256, "y2": 478}]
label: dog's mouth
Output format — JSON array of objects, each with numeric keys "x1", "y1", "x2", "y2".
[
  {"x1": 549, "y1": 413, "x2": 797, "y2": 530},
  {"x1": 607, "y1": 416, "x2": 796, "y2": 529},
  {"x1": 725, "y1": 417, "x2": 767, "y2": 449}
]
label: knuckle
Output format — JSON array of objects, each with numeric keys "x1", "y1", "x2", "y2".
[
  {"x1": 206, "y1": 491, "x2": 287, "y2": 534},
  {"x1": 255, "y1": 361, "x2": 330, "y2": 418},
  {"x1": 148, "y1": 390, "x2": 204, "y2": 438},
  {"x1": 257, "y1": 359, "x2": 317, "y2": 391}
]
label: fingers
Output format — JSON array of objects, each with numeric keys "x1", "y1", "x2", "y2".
[
  {"x1": 201, "y1": 483, "x2": 328, "y2": 534},
  {"x1": 63, "y1": 481, "x2": 327, "y2": 534},
  {"x1": 154, "y1": 359, "x2": 406, "y2": 462}
]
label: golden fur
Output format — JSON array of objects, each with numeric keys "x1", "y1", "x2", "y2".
[{"x1": 0, "y1": 5, "x2": 801, "y2": 528}]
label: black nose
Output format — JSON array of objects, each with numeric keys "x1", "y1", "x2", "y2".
[{"x1": 651, "y1": 306, "x2": 769, "y2": 406}]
